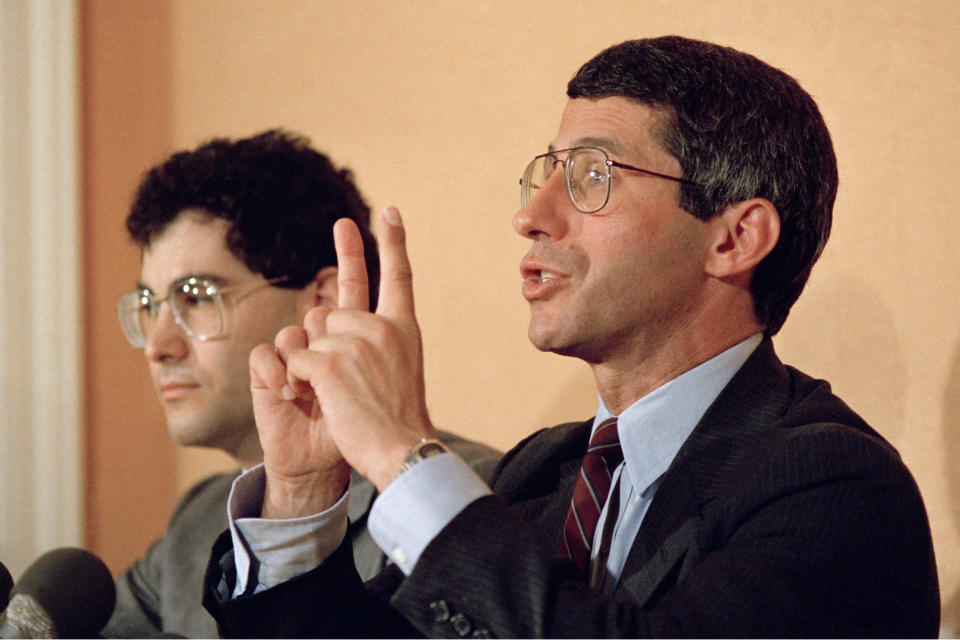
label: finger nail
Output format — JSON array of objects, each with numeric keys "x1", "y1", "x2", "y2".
[
  {"x1": 281, "y1": 384, "x2": 297, "y2": 401},
  {"x1": 382, "y1": 206, "x2": 401, "y2": 227}
]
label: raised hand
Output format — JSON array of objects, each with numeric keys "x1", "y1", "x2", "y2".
[
  {"x1": 249, "y1": 321, "x2": 350, "y2": 518},
  {"x1": 250, "y1": 207, "x2": 436, "y2": 520},
  {"x1": 283, "y1": 207, "x2": 436, "y2": 491}
]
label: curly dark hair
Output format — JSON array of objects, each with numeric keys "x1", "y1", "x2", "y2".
[
  {"x1": 126, "y1": 129, "x2": 379, "y2": 308},
  {"x1": 567, "y1": 36, "x2": 837, "y2": 335}
]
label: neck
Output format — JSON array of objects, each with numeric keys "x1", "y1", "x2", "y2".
[
  {"x1": 232, "y1": 431, "x2": 265, "y2": 471},
  {"x1": 585, "y1": 276, "x2": 767, "y2": 413},
  {"x1": 591, "y1": 320, "x2": 762, "y2": 415}
]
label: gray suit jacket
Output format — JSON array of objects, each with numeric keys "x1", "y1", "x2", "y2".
[
  {"x1": 103, "y1": 430, "x2": 499, "y2": 638},
  {"x1": 204, "y1": 338, "x2": 940, "y2": 637}
]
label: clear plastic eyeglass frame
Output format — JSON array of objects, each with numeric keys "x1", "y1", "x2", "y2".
[{"x1": 116, "y1": 275, "x2": 288, "y2": 349}]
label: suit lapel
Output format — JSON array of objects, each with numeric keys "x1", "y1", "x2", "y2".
[
  {"x1": 616, "y1": 338, "x2": 793, "y2": 606},
  {"x1": 494, "y1": 419, "x2": 593, "y2": 549}
]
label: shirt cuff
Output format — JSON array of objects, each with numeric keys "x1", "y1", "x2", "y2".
[
  {"x1": 227, "y1": 464, "x2": 349, "y2": 596},
  {"x1": 368, "y1": 453, "x2": 492, "y2": 575}
]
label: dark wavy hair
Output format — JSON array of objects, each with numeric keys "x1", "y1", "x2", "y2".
[
  {"x1": 126, "y1": 129, "x2": 379, "y2": 308},
  {"x1": 568, "y1": 36, "x2": 837, "y2": 335}
]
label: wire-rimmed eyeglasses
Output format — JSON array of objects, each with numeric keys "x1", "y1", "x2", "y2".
[
  {"x1": 520, "y1": 146, "x2": 697, "y2": 214},
  {"x1": 116, "y1": 275, "x2": 289, "y2": 349}
]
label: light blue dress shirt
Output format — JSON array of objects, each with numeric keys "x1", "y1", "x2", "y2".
[{"x1": 227, "y1": 334, "x2": 761, "y2": 594}]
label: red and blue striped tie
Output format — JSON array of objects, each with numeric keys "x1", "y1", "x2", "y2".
[{"x1": 559, "y1": 417, "x2": 623, "y2": 579}]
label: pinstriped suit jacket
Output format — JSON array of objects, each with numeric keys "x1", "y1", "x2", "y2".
[{"x1": 205, "y1": 338, "x2": 940, "y2": 637}]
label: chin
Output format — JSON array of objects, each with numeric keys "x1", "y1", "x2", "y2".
[
  {"x1": 529, "y1": 333, "x2": 577, "y2": 358},
  {"x1": 528, "y1": 319, "x2": 575, "y2": 353},
  {"x1": 529, "y1": 328, "x2": 601, "y2": 364},
  {"x1": 166, "y1": 419, "x2": 215, "y2": 448},
  {"x1": 169, "y1": 430, "x2": 208, "y2": 448},
  {"x1": 527, "y1": 330, "x2": 555, "y2": 353}
]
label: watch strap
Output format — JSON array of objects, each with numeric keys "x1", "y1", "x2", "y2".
[{"x1": 398, "y1": 438, "x2": 449, "y2": 476}]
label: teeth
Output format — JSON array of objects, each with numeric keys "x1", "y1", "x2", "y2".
[{"x1": 539, "y1": 271, "x2": 556, "y2": 284}]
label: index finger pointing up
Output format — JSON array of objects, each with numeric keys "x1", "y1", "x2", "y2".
[
  {"x1": 333, "y1": 218, "x2": 370, "y2": 311},
  {"x1": 375, "y1": 206, "x2": 415, "y2": 320}
]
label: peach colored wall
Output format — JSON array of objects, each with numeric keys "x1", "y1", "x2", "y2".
[
  {"x1": 82, "y1": 0, "x2": 178, "y2": 575},
  {"x1": 83, "y1": 0, "x2": 960, "y2": 627}
]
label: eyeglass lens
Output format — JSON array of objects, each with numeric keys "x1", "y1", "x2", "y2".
[
  {"x1": 167, "y1": 278, "x2": 223, "y2": 339},
  {"x1": 521, "y1": 148, "x2": 611, "y2": 213},
  {"x1": 116, "y1": 277, "x2": 224, "y2": 348}
]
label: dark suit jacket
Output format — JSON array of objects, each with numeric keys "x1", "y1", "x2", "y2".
[{"x1": 204, "y1": 339, "x2": 940, "y2": 637}]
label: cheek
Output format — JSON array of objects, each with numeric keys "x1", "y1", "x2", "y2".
[
  {"x1": 580, "y1": 223, "x2": 646, "y2": 287},
  {"x1": 195, "y1": 343, "x2": 251, "y2": 394},
  {"x1": 579, "y1": 223, "x2": 696, "y2": 309},
  {"x1": 212, "y1": 316, "x2": 297, "y2": 384},
  {"x1": 585, "y1": 253, "x2": 642, "y2": 307}
]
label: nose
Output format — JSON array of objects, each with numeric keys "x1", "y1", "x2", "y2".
[
  {"x1": 143, "y1": 303, "x2": 189, "y2": 362},
  {"x1": 512, "y1": 169, "x2": 571, "y2": 240}
]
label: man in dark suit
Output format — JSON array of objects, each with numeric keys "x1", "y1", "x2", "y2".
[{"x1": 203, "y1": 37, "x2": 939, "y2": 637}]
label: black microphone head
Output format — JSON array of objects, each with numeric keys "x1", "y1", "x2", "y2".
[
  {"x1": 0, "y1": 561, "x2": 11, "y2": 610},
  {"x1": 11, "y1": 548, "x2": 115, "y2": 638}
]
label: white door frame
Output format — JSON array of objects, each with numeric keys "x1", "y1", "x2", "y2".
[{"x1": 0, "y1": 0, "x2": 82, "y2": 578}]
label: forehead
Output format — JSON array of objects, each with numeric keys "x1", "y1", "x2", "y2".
[
  {"x1": 140, "y1": 211, "x2": 253, "y2": 287},
  {"x1": 554, "y1": 97, "x2": 671, "y2": 164}
]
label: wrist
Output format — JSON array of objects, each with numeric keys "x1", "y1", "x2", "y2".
[
  {"x1": 379, "y1": 437, "x2": 449, "y2": 489},
  {"x1": 366, "y1": 435, "x2": 446, "y2": 491},
  {"x1": 262, "y1": 463, "x2": 351, "y2": 519}
]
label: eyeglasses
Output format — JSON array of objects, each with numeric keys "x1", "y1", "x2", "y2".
[
  {"x1": 520, "y1": 146, "x2": 697, "y2": 214},
  {"x1": 116, "y1": 275, "x2": 288, "y2": 349}
]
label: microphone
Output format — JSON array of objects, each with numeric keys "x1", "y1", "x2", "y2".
[
  {"x1": 0, "y1": 548, "x2": 115, "y2": 638},
  {"x1": 0, "y1": 561, "x2": 12, "y2": 611}
]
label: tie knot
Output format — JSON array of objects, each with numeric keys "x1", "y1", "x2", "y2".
[{"x1": 587, "y1": 417, "x2": 623, "y2": 469}]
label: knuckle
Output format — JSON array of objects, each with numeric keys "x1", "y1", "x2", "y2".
[
  {"x1": 250, "y1": 343, "x2": 276, "y2": 370},
  {"x1": 303, "y1": 307, "x2": 328, "y2": 330},
  {"x1": 366, "y1": 319, "x2": 393, "y2": 344},
  {"x1": 339, "y1": 334, "x2": 371, "y2": 361},
  {"x1": 275, "y1": 325, "x2": 305, "y2": 349}
]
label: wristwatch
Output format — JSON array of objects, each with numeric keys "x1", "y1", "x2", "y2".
[{"x1": 398, "y1": 438, "x2": 450, "y2": 476}]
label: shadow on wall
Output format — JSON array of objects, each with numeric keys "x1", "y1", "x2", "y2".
[
  {"x1": 942, "y1": 338, "x2": 960, "y2": 634},
  {"x1": 774, "y1": 270, "x2": 907, "y2": 441}
]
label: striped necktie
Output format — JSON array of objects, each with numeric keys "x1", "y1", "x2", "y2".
[{"x1": 559, "y1": 417, "x2": 624, "y2": 579}]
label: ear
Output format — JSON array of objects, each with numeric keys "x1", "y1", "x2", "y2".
[
  {"x1": 704, "y1": 198, "x2": 780, "y2": 280},
  {"x1": 313, "y1": 265, "x2": 339, "y2": 308},
  {"x1": 292, "y1": 265, "x2": 339, "y2": 318}
]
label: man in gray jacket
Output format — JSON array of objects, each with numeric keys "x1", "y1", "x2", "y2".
[{"x1": 103, "y1": 130, "x2": 500, "y2": 638}]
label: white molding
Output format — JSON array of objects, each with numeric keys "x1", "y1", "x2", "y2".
[{"x1": 0, "y1": 0, "x2": 81, "y2": 577}]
